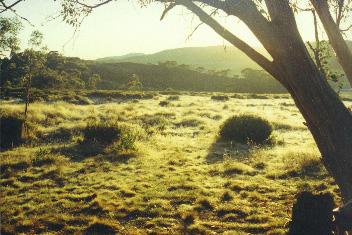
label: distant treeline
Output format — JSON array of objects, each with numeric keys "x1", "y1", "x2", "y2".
[
  {"x1": 90, "y1": 62, "x2": 287, "y2": 93},
  {"x1": 1, "y1": 51, "x2": 288, "y2": 94}
]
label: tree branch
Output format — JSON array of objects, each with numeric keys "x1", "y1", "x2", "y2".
[
  {"x1": 175, "y1": 0, "x2": 280, "y2": 80},
  {"x1": 160, "y1": 3, "x2": 178, "y2": 21},
  {"x1": 0, "y1": 0, "x2": 23, "y2": 13},
  {"x1": 341, "y1": 23, "x2": 352, "y2": 32},
  {"x1": 75, "y1": 0, "x2": 113, "y2": 9},
  {"x1": 336, "y1": 0, "x2": 344, "y2": 28}
]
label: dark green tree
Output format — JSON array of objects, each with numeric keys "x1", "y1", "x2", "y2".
[{"x1": 87, "y1": 74, "x2": 101, "y2": 89}]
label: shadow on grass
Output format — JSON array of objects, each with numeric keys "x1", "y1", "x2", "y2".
[
  {"x1": 52, "y1": 142, "x2": 136, "y2": 164},
  {"x1": 205, "y1": 138, "x2": 253, "y2": 164}
]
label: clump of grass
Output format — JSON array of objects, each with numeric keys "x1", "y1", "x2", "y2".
[
  {"x1": 177, "y1": 117, "x2": 205, "y2": 127},
  {"x1": 114, "y1": 132, "x2": 138, "y2": 152},
  {"x1": 82, "y1": 119, "x2": 121, "y2": 146},
  {"x1": 219, "y1": 114, "x2": 273, "y2": 144},
  {"x1": 167, "y1": 95, "x2": 180, "y2": 100},
  {"x1": 159, "y1": 101, "x2": 170, "y2": 107},
  {"x1": 212, "y1": 114, "x2": 222, "y2": 120},
  {"x1": 220, "y1": 191, "x2": 233, "y2": 202},
  {"x1": 79, "y1": 118, "x2": 138, "y2": 157},
  {"x1": 84, "y1": 219, "x2": 121, "y2": 235},
  {"x1": 267, "y1": 151, "x2": 323, "y2": 179},
  {"x1": 248, "y1": 94, "x2": 269, "y2": 99},
  {"x1": 211, "y1": 95, "x2": 229, "y2": 101},
  {"x1": 181, "y1": 212, "x2": 197, "y2": 227},
  {"x1": 223, "y1": 155, "x2": 255, "y2": 175},
  {"x1": 142, "y1": 115, "x2": 167, "y2": 127},
  {"x1": 284, "y1": 152, "x2": 323, "y2": 176},
  {"x1": 194, "y1": 198, "x2": 214, "y2": 212}
]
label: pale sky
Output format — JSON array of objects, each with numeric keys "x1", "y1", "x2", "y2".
[{"x1": 2, "y1": 0, "x2": 352, "y2": 60}]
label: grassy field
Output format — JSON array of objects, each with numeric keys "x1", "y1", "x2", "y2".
[{"x1": 1, "y1": 92, "x2": 351, "y2": 234}]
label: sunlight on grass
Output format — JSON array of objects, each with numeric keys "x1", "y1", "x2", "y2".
[{"x1": 0, "y1": 92, "x2": 343, "y2": 234}]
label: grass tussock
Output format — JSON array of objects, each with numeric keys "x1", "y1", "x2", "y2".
[{"x1": 0, "y1": 91, "x2": 341, "y2": 234}]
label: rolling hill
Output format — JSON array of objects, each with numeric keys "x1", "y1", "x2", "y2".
[
  {"x1": 96, "y1": 46, "x2": 268, "y2": 75},
  {"x1": 96, "y1": 41, "x2": 352, "y2": 88}
]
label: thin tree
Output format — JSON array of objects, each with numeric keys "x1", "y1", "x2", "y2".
[{"x1": 23, "y1": 30, "x2": 46, "y2": 119}]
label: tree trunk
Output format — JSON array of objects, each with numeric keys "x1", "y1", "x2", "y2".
[
  {"x1": 310, "y1": 0, "x2": 352, "y2": 87},
  {"x1": 259, "y1": 1, "x2": 352, "y2": 202},
  {"x1": 276, "y1": 40, "x2": 352, "y2": 201},
  {"x1": 24, "y1": 71, "x2": 32, "y2": 120}
]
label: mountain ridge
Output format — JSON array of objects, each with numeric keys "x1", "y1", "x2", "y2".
[{"x1": 96, "y1": 41, "x2": 352, "y2": 76}]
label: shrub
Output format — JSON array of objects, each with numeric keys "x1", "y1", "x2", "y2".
[
  {"x1": 142, "y1": 115, "x2": 167, "y2": 132},
  {"x1": 177, "y1": 117, "x2": 205, "y2": 127},
  {"x1": 284, "y1": 151, "x2": 323, "y2": 176},
  {"x1": 167, "y1": 95, "x2": 180, "y2": 100},
  {"x1": 211, "y1": 95, "x2": 229, "y2": 101},
  {"x1": 219, "y1": 114, "x2": 272, "y2": 144},
  {"x1": 1, "y1": 113, "x2": 26, "y2": 150},
  {"x1": 115, "y1": 132, "x2": 137, "y2": 151},
  {"x1": 82, "y1": 119, "x2": 122, "y2": 146},
  {"x1": 159, "y1": 101, "x2": 170, "y2": 107}
]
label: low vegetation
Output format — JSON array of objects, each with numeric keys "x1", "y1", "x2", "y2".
[
  {"x1": 219, "y1": 114, "x2": 273, "y2": 144},
  {"x1": 1, "y1": 91, "x2": 351, "y2": 234}
]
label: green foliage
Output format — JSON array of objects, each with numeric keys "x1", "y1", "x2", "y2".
[
  {"x1": 35, "y1": 148, "x2": 52, "y2": 162},
  {"x1": 82, "y1": 119, "x2": 122, "y2": 146},
  {"x1": 119, "y1": 74, "x2": 142, "y2": 91},
  {"x1": 219, "y1": 114, "x2": 272, "y2": 144},
  {"x1": 0, "y1": 17, "x2": 23, "y2": 55},
  {"x1": 87, "y1": 74, "x2": 101, "y2": 89},
  {"x1": 158, "y1": 60, "x2": 177, "y2": 67},
  {"x1": 308, "y1": 40, "x2": 345, "y2": 93},
  {"x1": 82, "y1": 119, "x2": 138, "y2": 155},
  {"x1": 28, "y1": 30, "x2": 45, "y2": 49},
  {"x1": 115, "y1": 132, "x2": 137, "y2": 152}
]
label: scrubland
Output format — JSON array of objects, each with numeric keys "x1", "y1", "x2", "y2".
[{"x1": 1, "y1": 92, "x2": 351, "y2": 234}]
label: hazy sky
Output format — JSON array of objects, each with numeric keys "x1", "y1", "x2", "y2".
[{"x1": 3, "y1": 0, "x2": 352, "y2": 60}]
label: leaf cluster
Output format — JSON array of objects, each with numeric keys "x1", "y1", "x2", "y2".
[{"x1": 0, "y1": 17, "x2": 23, "y2": 55}]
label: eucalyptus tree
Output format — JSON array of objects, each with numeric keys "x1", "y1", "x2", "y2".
[{"x1": 22, "y1": 30, "x2": 47, "y2": 119}]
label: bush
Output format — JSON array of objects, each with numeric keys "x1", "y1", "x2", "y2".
[
  {"x1": 83, "y1": 119, "x2": 122, "y2": 146},
  {"x1": 159, "y1": 101, "x2": 170, "y2": 107},
  {"x1": 211, "y1": 95, "x2": 229, "y2": 101},
  {"x1": 167, "y1": 95, "x2": 180, "y2": 100},
  {"x1": 114, "y1": 132, "x2": 137, "y2": 151},
  {"x1": 1, "y1": 113, "x2": 26, "y2": 150},
  {"x1": 219, "y1": 114, "x2": 272, "y2": 144}
]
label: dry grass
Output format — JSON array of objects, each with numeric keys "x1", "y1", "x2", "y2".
[{"x1": 1, "y1": 92, "x2": 349, "y2": 234}]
